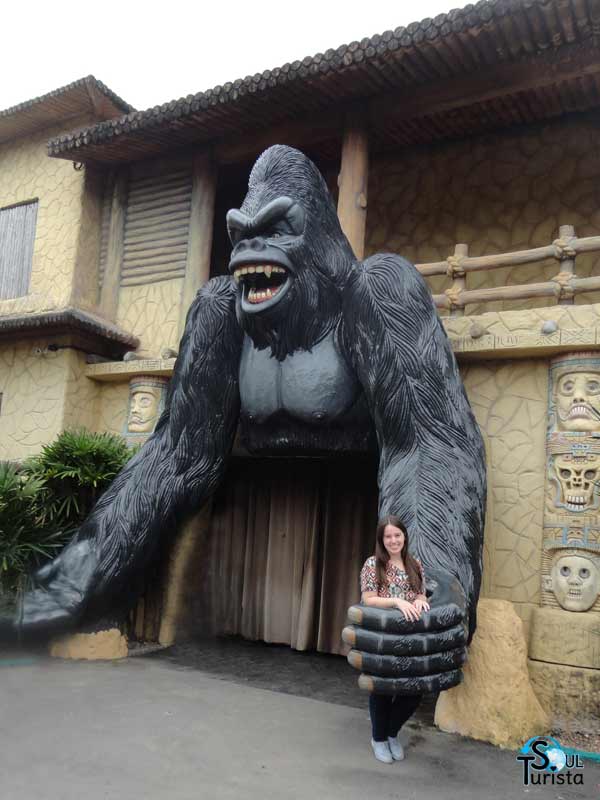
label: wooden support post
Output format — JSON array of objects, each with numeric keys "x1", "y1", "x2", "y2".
[
  {"x1": 100, "y1": 169, "x2": 128, "y2": 320},
  {"x1": 337, "y1": 114, "x2": 369, "y2": 260},
  {"x1": 447, "y1": 243, "x2": 468, "y2": 317},
  {"x1": 179, "y1": 150, "x2": 217, "y2": 340},
  {"x1": 556, "y1": 224, "x2": 576, "y2": 306}
]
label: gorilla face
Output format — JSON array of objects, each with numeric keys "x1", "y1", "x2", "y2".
[
  {"x1": 227, "y1": 145, "x2": 355, "y2": 361},
  {"x1": 227, "y1": 196, "x2": 305, "y2": 316}
]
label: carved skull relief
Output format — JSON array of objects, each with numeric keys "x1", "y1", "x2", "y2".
[
  {"x1": 550, "y1": 552, "x2": 600, "y2": 611},
  {"x1": 555, "y1": 371, "x2": 600, "y2": 432},
  {"x1": 553, "y1": 454, "x2": 599, "y2": 512}
]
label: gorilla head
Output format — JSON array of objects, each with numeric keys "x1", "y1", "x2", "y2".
[{"x1": 227, "y1": 145, "x2": 356, "y2": 360}]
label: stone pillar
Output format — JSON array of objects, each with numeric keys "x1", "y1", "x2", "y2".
[
  {"x1": 158, "y1": 502, "x2": 213, "y2": 646},
  {"x1": 435, "y1": 599, "x2": 549, "y2": 749}
]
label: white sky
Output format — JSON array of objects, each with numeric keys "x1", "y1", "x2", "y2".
[{"x1": 1, "y1": 0, "x2": 462, "y2": 113}]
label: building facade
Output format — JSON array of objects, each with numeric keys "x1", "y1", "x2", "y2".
[{"x1": 2, "y1": 2, "x2": 599, "y2": 726}]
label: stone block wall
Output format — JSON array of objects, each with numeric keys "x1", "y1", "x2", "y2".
[{"x1": 366, "y1": 111, "x2": 600, "y2": 314}]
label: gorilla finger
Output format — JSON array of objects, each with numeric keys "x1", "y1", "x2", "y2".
[
  {"x1": 347, "y1": 646, "x2": 466, "y2": 677},
  {"x1": 347, "y1": 602, "x2": 464, "y2": 634},
  {"x1": 358, "y1": 668, "x2": 463, "y2": 695},
  {"x1": 342, "y1": 622, "x2": 467, "y2": 656},
  {"x1": 342, "y1": 624, "x2": 468, "y2": 656}
]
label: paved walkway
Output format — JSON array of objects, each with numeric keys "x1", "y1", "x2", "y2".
[{"x1": 2, "y1": 647, "x2": 599, "y2": 800}]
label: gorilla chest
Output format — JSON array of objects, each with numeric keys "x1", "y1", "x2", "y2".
[{"x1": 238, "y1": 332, "x2": 373, "y2": 454}]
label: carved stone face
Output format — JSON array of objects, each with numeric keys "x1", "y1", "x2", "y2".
[
  {"x1": 553, "y1": 454, "x2": 599, "y2": 512},
  {"x1": 128, "y1": 388, "x2": 160, "y2": 433},
  {"x1": 555, "y1": 371, "x2": 600, "y2": 432},
  {"x1": 551, "y1": 553, "x2": 600, "y2": 611}
]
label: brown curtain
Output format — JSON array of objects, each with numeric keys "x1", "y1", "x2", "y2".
[{"x1": 193, "y1": 456, "x2": 378, "y2": 654}]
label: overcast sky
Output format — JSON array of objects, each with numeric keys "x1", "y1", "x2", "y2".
[{"x1": 2, "y1": 0, "x2": 462, "y2": 113}]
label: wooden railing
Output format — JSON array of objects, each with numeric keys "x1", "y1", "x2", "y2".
[{"x1": 415, "y1": 225, "x2": 600, "y2": 316}]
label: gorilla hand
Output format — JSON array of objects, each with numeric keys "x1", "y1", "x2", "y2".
[
  {"x1": 17, "y1": 540, "x2": 98, "y2": 635},
  {"x1": 342, "y1": 569, "x2": 468, "y2": 694}
]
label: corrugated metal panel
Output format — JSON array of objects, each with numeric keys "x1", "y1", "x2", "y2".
[
  {"x1": 0, "y1": 201, "x2": 37, "y2": 300},
  {"x1": 121, "y1": 163, "x2": 191, "y2": 287}
]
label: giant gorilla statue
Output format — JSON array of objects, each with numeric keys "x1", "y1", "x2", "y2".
[{"x1": 10, "y1": 146, "x2": 486, "y2": 694}]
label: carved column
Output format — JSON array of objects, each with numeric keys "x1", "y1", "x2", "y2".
[
  {"x1": 100, "y1": 168, "x2": 128, "y2": 320},
  {"x1": 337, "y1": 112, "x2": 369, "y2": 260},
  {"x1": 528, "y1": 352, "x2": 600, "y2": 724},
  {"x1": 178, "y1": 149, "x2": 217, "y2": 340}
]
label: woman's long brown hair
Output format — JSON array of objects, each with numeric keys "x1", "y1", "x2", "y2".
[{"x1": 375, "y1": 515, "x2": 424, "y2": 594}]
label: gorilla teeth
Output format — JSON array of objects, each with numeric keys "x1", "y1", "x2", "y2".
[
  {"x1": 248, "y1": 286, "x2": 280, "y2": 303},
  {"x1": 234, "y1": 265, "x2": 286, "y2": 282}
]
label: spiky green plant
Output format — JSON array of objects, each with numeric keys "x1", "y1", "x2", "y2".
[
  {"x1": 0, "y1": 462, "x2": 69, "y2": 599},
  {"x1": 22, "y1": 429, "x2": 135, "y2": 529}
]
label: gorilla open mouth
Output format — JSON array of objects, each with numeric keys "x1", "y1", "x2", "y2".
[{"x1": 233, "y1": 264, "x2": 292, "y2": 313}]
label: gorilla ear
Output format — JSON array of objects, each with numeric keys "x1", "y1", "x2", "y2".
[{"x1": 226, "y1": 209, "x2": 251, "y2": 245}]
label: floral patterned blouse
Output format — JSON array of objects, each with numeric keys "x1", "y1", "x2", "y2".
[{"x1": 360, "y1": 555, "x2": 424, "y2": 602}]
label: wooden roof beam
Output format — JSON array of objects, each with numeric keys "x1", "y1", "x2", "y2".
[{"x1": 369, "y1": 40, "x2": 600, "y2": 128}]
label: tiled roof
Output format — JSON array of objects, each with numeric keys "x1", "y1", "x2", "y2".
[
  {"x1": 47, "y1": 0, "x2": 600, "y2": 163},
  {"x1": 0, "y1": 76, "x2": 134, "y2": 144}
]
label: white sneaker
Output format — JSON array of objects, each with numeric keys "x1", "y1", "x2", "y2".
[
  {"x1": 371, "y1": 739, "x2": 393, "y2": 764},
  {"x1": 388, "y1": 735, "x2": 405, "y2": 761}
]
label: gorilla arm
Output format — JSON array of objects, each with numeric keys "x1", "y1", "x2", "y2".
[
  {"x1": 341, "y1": 254, "x2": 486, "y2": 694},
  {"x1": 16, "y1": 276, "x2": 243, "y2": 635}
]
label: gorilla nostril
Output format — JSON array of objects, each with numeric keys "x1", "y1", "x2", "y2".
[{"x1": 249, "y1": 238, "x2": 265, "y2": 251}]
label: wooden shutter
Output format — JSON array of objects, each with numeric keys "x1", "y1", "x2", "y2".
[
  {"x1": 121, "y1": 161, "x2": 192, "y2": 287},
  {"x1": 0, "y1": 200, "x2": 37, "y2": 300}
]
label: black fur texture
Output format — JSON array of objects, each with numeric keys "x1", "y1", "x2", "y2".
[
  {"x1": 341, "y1": 253, "x2": 486, "y2": 641},
  {"x1": 17, "y1": 277, "x2": 243, "y2": 633}
]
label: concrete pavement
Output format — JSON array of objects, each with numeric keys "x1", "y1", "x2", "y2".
[{"x1": 1, "y1": 653, "x2": 598, "y2": 800}]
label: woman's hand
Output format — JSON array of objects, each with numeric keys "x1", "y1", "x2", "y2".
[
  {"x1": 413, "y1": 596, "x2": 430, "y2": 614},
  {"x1": 393, "y1": 598, "x2": 421, "y2": 622}
]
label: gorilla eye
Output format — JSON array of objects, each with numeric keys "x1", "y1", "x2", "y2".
[
  {"x1": 561, "y1": 380, "x2": 574, "y2": 394},
  {"x1": 560, "y1": 565, "x2": 571, "y2": 577},
  {"x1": 587, "y1": 380, "x2": 600, "y2": 394},
  {"x1": 580, "y1": 568, "x2": 590, "y2": 579},
  {"x1": 584, "y1": 470, "x2": 596, "y2": 480},
  {"x1": 560, "y1": 469, "x2": 571, "y2": 479}
]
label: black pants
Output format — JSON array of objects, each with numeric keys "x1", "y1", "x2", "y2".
[{"x1": 369, "y1": 693, "x2": 422, "y2": 741}]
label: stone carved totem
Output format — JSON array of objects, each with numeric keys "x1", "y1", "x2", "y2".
[
  {"x1": 123, "y1": 376, "x2": 169, "y2": 445},
  {"x1": 544, "y1": 353, "x2": 600, "y2": 610},
  {"x1": 530, "y1": 353, "x2": 600, "y2": 714}
]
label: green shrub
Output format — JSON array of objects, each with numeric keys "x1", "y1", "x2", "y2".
[
  {"x1": 0, "y1": 462, "x2": 67, "y2": 599},
  {"x1": 22, "y1": 429, "x2": 135, "y2": 530},
  {"x1": 0, "y1": 429, "x2": 135, "y2": 603}
]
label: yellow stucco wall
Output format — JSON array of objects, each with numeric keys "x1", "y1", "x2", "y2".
[
  {"x1": 116, "y1": 279, "x2": 183, "y2": 358},
  {"x1": 463, "y1": 360, "x2": 547, "y2": 637},
  {"x1": 0, "y1": 343, "x2": 105, "y2": 461},
  {"x1": 367, "y1": 112, "x2": 600, "y2": 314},
  {"x1": 0, "y1": 115, "x2": 102, "y2": 316}
]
